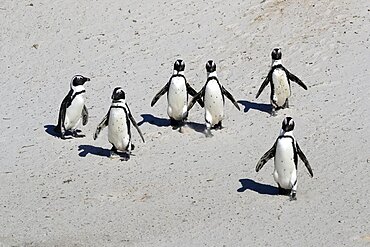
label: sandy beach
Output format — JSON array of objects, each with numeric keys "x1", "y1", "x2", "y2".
[{"x1": 0, "y1": 0, "x2": 369, "y2": 246}]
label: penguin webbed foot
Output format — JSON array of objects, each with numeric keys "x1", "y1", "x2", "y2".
[
  {"x1": 72, "y1": 130, "x2": 85, "y2": 138},
  {"x1": 212, "y1": 121, "x2": 223, "y2": 130},
  {"x1": 270, "y1": 108, "x2": 277, "y2": 117},
  {"x1": 110, "y1": 146, "x2": 132, "y2": 161},
  {"x1": 205, "y1": 129, "x2": 213, "y2": 138},
  {"x1": 170, "y1": 118, "x2": 185, "y2": 130},
  {"x1": 120, "y1": 153, "x2": 130, "y2": 161},
  {"x1": 289, "y1": 191, "x2": 297, "y2": 201}
]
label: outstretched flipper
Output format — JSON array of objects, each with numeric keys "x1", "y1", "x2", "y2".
[
  {"x1": 186, "y1": 83, "x2": 204, "y2": 107},
  {"x1": 93, "y1": 110, "x2": 110, "y2": 140},
  {"x1": 285, "y1": 68, "x2": 308, "y2": 90},
  {"x1": 126, "y1": 104, "x2": 145, "y2": 143},
  {"x1": 187, "y1": 86, "x2": 205, "y2": 111},
  {"x1": 221, "y1": 86, "x2": 240, "y2": 111},
  {"x1": 256, "y1": 141, "x2": 277, "y2": 172},
  {"x1": 256, "y1": 71, "x2": 271, "y2": 99},
  {"x1": 151, "y1": 82, "x2": 169, "y2": 107},
  {"x1": 82, "y1": 105, "x2": 88, "y2": 126},
  {"x1": 296, "y1": 142, "x2": 313, "y2": 177}
]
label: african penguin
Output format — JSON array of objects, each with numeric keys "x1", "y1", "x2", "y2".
[
  {"x1": 55, "y1": 75, "x2": 90, "y2": 139},
  {"x1": 188, "y1": 60, "x2": 240, "y2": 137},
  {"x1": 255, "y1": 48, "x2": 308, "y2": 116},
  {"x1": 93, "y1": 87, "x2": 145, "y2": 160},
  {"x1": 255, "y1": 117, "x2": 313, "y2": 200},
  {"x1": 151, "y1": 59, "x2": 204, "y2": 129}
]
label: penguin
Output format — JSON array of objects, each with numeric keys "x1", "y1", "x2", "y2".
[
  {"x1": 151, "y1": 59, "x2": 204, "y2": 128},
  {"x1": 55, "y1": 75, "x2": 90, "y2": 139},
  {"x1": 255, "y1": 117, "x2": 313, "y2": 200},
  {"x1": 255, "y1": 48, "x2": 308, "y2": 116},
  {"x1": 188, "y1": 60, "x2": 240, "y2": 137},
  {"x1": 93, "y1": 87, "x2": 145, "y2": 160}
]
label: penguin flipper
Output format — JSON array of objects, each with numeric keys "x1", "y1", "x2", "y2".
[
  {"x1": 256, "y1": 72, "x2": 271, "y2": 99},
  {"x1": 285, "y1": 68, "x2": 308, "y2": 90},
  {"x1": 82, "y1": 105, "x2": 88, "y2": 126},
  {"x1": 126, "y1": 104, "x2": 145, "y2": 143},
  {"x1": 186, "y1": 83, "x2": 204, "y2": 107},
  {"x1": 221, "y1": 86, "x2": 240, "y2": 111},
  {"x1": 151, "y1": 82, "x2": 169, "y2": 107},
  {"x1": 188, "y1": 86, "x2": 205, "y2": 111},
  {"x1": 56, "y1": 92, "x2": 72, "y2": 136},
  {"x1": 256, "y1": 141, "x2": 276, "y2": 172},
  {"x1": 296, "y1": 142, "x2": 313, "y2": 177},
  {"x1": 93, "y1": 110, "x2": 109, "y2": 140}
]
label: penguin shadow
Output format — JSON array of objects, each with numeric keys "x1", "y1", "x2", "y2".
[
  {"x1": 43, "y1": 124, "x2": 72, "y2": 139},
  {"x1": 237, "y1": 100, "x2": 272, "y2": 114},
  {"x1": 78, "y1": 145, "x2": 110, "y2": 158},
  {"x1": 137, "y1": 114, "x2": 171, "y2": 127},
  {"x1": 44, "y1": 124, "x2": 59, "y2": 137},
  {"x1": 185, "y1": 121, "x2": 206, "y2": 134},
  {"x1": 44, "y1": 124, "x2": 83, "y2": 139},
  {"x1": 237, "y1": 178, "x2": 278, "y2": 195}
]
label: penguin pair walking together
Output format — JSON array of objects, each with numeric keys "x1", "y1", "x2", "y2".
[
  {"x1": 151, "y1": 59, "x2": 240, "y2": 137},
  {"x1": 55, "y1": 75, "x2": 144, "y2": 160}
]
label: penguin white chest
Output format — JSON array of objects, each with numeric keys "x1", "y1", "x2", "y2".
[
  {"x1": 108, "y1": 109, "x2": 130, "y2": 151},
  {"x1": 272, "y1": 69, "x2": 290, "y2": 107},
  {"x1": 204, "y1": 80, "x2": 224, "y2": 125},
  {"x1": 273, "y1": 138, "x2": 296, "y2": 189},
  {"x1": 167, "y1": 77, "x2": 187, "y2": 120},
  {"x1": 65, "y1": 94, "x2": 84, "y2": 129}
]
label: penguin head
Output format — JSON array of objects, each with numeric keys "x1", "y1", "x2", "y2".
[
  {"x1": 173, "y1": 59, "x2": 185, "y2": 73},
  {"x1": 281, "y1": 116, "x2": 295, "y2": 133},
  {"x1": 112, "y1": 87, "x2": 126, "y2": 101},
  {"x1": 271, "y1": 48, "x2": 282, "y2": 60},
  {"x1": 206, "y1": 60, "x2": 216, "y2": 73},
  {"x1": 72, "y1": 75, "x2": 90, "y2": 87}
]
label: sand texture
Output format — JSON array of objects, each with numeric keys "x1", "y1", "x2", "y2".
[{"x1": 0, "y1": 0, "x2": 369, "y2": 246}]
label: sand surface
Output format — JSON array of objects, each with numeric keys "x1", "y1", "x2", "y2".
[{"x1": 1, "y1": 0, "x2": 369, "y2": 246}]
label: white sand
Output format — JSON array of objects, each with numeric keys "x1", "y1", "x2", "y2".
[{"x1": 1, "y1": 0, "x2": 369, "y2": 246}]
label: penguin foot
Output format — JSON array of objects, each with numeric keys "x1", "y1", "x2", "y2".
[
  {"x1": 172, "y1": 125, "x2": 180, "y2": 130},
  {"x1": 131, "y1": 144, "x2": 135, "y2": 151},
  {"x1": 270, "y1": 109, "x2": 277, "y2": 117},
  {"x1": 205, "y1": 129, "x2": 213, "y2": 138},
  {"x1": 212, "y1": 122, "x2": 223, "y2": 130},
  {"x1": 72, "y1": 130, "x2": 85, "y2": 138},
  {"x1": 120, "y1": 152, "x2": 130, "y2": 161},
  {"x1": 110, "y1": 147, "x2": 120, "y2": 159},
  {"x1": 73, "y1": 133, "x2": 86, "y2": 138},
  {"x1": 290, "y1": 191, "x2": 297, "y2": 201},
  {"x1": 110, "y1": 151, "x2": 120, "y2": 159},
  {"x1": 170, "y1": 119, "x2": 185, "y2": 130}
]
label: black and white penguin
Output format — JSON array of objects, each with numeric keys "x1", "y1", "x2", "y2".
[
  {"x1": 93, "y1": 87, "x2": 145, "y2": 160},
  {"x1": 255, "y1": 48, "x2": 308, "y2": 116},
  {"x1": 55, "y1": 75, "x2": 90, "y2": 139},
  {"x1": 151, "y1": 59, "x2": 203, "y2": 128},
  {"x1": 255, "y1": 117, "x2": 313, "y2": 200},
  {"x1": 188, "y1": 60, "x2": 240, "y2": 137}
]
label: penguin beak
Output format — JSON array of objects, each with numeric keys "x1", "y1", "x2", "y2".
[{"x1": 85, "y1": 77, "x2": 91, "y2": 82}]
